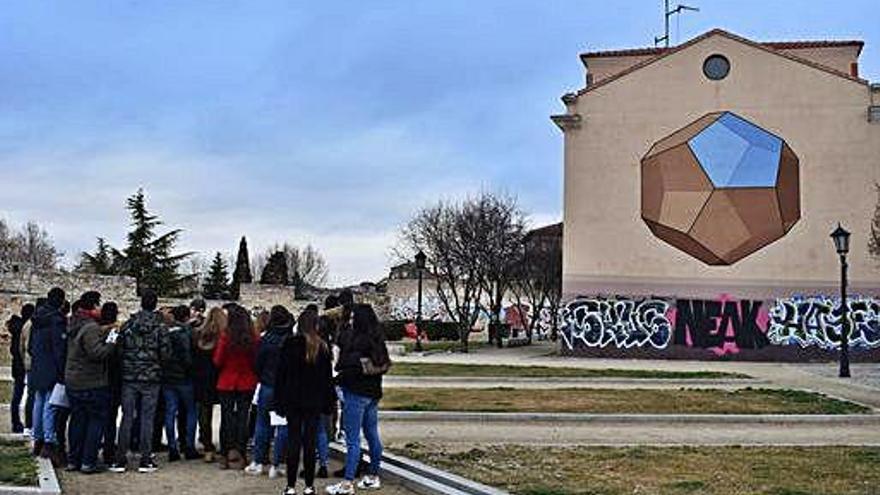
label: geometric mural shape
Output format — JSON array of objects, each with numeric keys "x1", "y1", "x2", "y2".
[{"x1": 641, "y1": 111, "x2": 801, "y2": 265}]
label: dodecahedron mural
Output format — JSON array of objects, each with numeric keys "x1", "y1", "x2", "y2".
[{"x1": 641, "y1": 111, "x2": 800, "y2": 265}]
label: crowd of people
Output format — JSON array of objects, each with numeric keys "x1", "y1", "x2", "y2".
[{"x1": 5, "y1": 286, "x2": 391, "y2": 495}]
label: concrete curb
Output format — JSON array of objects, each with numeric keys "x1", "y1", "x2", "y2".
[
  {"x1": 328, "y1": 444, "x2": 508, "y2": 495},
  {"x1": 379, "y1": 410, "x2": 880, "y2": 424},
  {"x1": 0, "y1": 435, "x2": 61, "y2": 495}
]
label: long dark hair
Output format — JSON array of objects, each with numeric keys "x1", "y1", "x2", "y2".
[
  {"x1": 226, "y1": 305, "x2": 256, "y2": 349},
  {"x1": 352, "y1": 304, "x2": 388, "y2": 366}
]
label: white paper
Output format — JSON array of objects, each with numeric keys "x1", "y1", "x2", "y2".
[{"x1": 269, "y1": 411, "x2": 287, "y2": 426}]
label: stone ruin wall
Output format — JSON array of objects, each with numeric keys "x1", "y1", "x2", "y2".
[{"x1": 0, "y1": 268, "x2": 393, "y2": 337}]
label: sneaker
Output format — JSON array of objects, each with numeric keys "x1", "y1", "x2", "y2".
[
  {"x1": 282, "y1": 487, "x2": 297, "y2": 495},
  {"x1": 269, "y1": 465, "x2": 286, "y2": 479},
  {"x1": 244, "y1": 461, "x2": 264, "y2": 475},
  {"x1": 81, "y1": 465, "x2": 106, "y2": 475},
  {"x1": 23, "y1": 428, "x2": 33, "y2": 437},
  {"x1": 138, "y1": 459, "x2": 159, "y2": 473},
  {"x1": 168, "y1": 450, "x2": 181, "y2": 463},
  {"x1": 303, "y1": 487, "x2": 316, "y2": 495},
  {"x1": 357, "y1": 475, "x2": 381, "y2": 491},
  {"x1": 64, "y1": 464, "x2": 80, "y2": 472},
  {"x1": 109, "y1": 461, "x2": 127, "y2": 473},
  {"x1": 325, "y1": 481, "x2": 355, "y2": 495},
  {"x1": 184, "y1": 448, "x2": 201, "y2": 460},
  {"x1": 317, "y1": 466, "x2": 328, "y2": 479}
]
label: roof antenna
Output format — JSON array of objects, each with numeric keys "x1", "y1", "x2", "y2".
[{"x1": 654, "y1": 0, "x2": 699, "y2": 48}]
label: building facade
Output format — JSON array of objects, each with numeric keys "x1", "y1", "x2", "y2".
[{"x1": 553, "y1": 29, "x2": 880, "y2": 360}]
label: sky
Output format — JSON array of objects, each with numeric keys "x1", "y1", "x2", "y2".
[{"x1": 1, "y1": 1, "x2": 878, "y2": 286}]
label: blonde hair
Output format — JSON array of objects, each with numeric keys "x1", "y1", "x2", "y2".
[
  {"x1": 197, "y1": 307, "x2": 226, "y2": 350},
  {"x1": 254, "y1": 310, "x2": 270, "y2": 335}
]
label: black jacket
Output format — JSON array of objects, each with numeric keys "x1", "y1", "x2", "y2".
[
  {"x1": 28, "y1": 304, "x2": 67, "y2": 391},
  {"x1": 336, "y1": 331, "x2": 388, "y2": 400},
  {"x1": 163, "y1": 324, "x2": 193, "y2": 384},
  {"x1": 7, "y1": 316, "x2": 25, "y2": 380},
  {"x1": 254, "y1": 325, "x2": 291, "y2": 387},
  {"x1": 274, "y1": 335, "x2": 334, "y2": 415}
]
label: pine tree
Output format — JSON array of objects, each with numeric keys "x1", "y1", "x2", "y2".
[
  {"x1": 78, "y1": 237, "x2": 115, "y2": 275},
  {"x1": 870, "y1": 183, "x2": 880, "y2": 262},
  {"x1": 231, "y1": 236, "x2": 252, "y2": 299},
  {"x1": 203, "y1": 252, "x2": 231, "y2": 300},
  {"x1": 116, "y1": 189, "x2": 193, "y2": 296},
  {"x1": 260, "y1": 251, "x2": 289, "y2": 285}
]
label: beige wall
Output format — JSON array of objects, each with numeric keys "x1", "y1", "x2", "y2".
[
  {"x1": 582, "y1": 54, "x2": 657, "y2": 84},
  {"x1": 775, "y1": 45, "x2": 860, "y2": 75},
  {"x1": 562, "y1": 34, "x2": 880, "y2": 299}
]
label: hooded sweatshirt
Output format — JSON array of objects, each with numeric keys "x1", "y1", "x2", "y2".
[
  {"x1": 120, "y1": 310, "x2": 169, "y2": 384},
  {"x1": 27, "y1": 303, "x2": 67, "y2": 391}
]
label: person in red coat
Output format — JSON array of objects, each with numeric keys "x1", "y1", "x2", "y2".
[{"x1": 213, "y1": 305, "x2": 258, "y2": 470}]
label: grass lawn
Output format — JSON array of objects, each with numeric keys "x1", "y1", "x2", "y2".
[
  {"x1": 394, "y1": 443, "x2": 880, "y2": 495},
  {"x1": 0, "y1": 439, "x2": 38, "y2": 487},
  {"x1": 380, "y1": 387, "x2": 870, "y2": 414},
  {"x1": 388, "y1": 363, "x2": 750, "y2": 379},
  {"x1": 0, "y1": 380, "x2": 11, "y2": 404}
]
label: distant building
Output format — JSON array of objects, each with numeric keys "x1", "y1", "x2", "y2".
[{"x1": 552, "y1": 29, "x2": 880, "y2": 360}]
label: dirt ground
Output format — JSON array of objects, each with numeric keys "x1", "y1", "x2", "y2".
[{"x1": 57, "y1": 454, "x2": 417, "y2": 495}]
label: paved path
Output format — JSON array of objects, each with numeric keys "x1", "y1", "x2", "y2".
[
  {"x1": 384, "y1": 375, "x2": 770, "y2": 390},
  {"x1": 57, "y1": 454, "x2": 417, "y2": 495}
]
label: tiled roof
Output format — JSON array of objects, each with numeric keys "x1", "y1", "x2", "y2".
[
  {"x1": 574, "y1": 29, "x2": 867, "y2": 97},
  {"x1": 580, "y1": 39, "x2": 863, "y2": 60}
]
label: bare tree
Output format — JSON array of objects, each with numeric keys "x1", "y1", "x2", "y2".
[
  {"x1": 510, "y1": 227, "x2": 563, "y2": 342},
  {"x1": 253, "y1": 242, "x2": 329, "y2": 293},
  {"x1": 0, "y1": 219, "x2": 62, "y2": 270},
  {"x1": 471, "y1": 193, "x2": 527, "y2": 331}
]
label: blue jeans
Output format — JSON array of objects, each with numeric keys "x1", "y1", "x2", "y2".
[
  {"x1": 341, "y1": 388, "x2": 382, "y2": 480},
  {"x1": 273, "y1": 425, "x2": 288, "y2": 466},
  {"x1": 67, "y1": 387, "x2": 110, "y2": 468},
  {"x1": 253, "y1": 384, "x2": 274, "y2": 464},
  {"x1": 316, "y1": 414, "x2": 330, "y2": 467},
  {"x1": 32, "y1": 388, "x2": 57, "y2": 444},
  {"x1": 163, "y1": 383, "x2": 197, "y2": 453}
]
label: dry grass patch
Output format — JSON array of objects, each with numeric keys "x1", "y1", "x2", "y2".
[
  {"x1": 381, "y1": 387, "x2": 870, "y2": 414},
  {"x1": 394, "y1": 443, "x2": 880, "y2": 495}
]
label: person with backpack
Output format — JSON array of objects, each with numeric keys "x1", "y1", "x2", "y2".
[
  {"x1": 326, "y1": 304, "x2": 390, "y2": 495},
  {"x1": 163, "y1": 305, "x2": 200, "y2": 462},
  {"x1": 246, "y1": 305, "x2": 293, "y2": 477},
  {"x1": 64, "y1": 291, "x2": 119, "y2": 474},
  {"x1": 110, "y1": 289, "x2": 170, "y2": 474},
  {"x1": 7, "y1": 303, "x2": 35, "y2": 433},
  {"x1": 28, "y1": 287, "x2": 67, "y2": 465},
  {"x1": 275, "y1": 308, "x2": 334, "y2": 495}
]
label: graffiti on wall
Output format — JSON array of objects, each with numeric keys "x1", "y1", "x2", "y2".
[
  {"x1": 668, "y1": 295, "x2": 770, "y2": 356},
  {"x1": 558, "y1": 298, "x2": 672, "y2": 350},
  {"x1": 560, "y1": 294, "x2": 880, "y2": 355},
  {"x1": 388, "y1": 295, "x2": 448, "y2": 321},
  {"x1": 768, "y1": 296, "x2": 880, "y2": 350}
]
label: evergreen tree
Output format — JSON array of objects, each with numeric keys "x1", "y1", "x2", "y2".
[
  {"x1": 231, "y1": 236, "x2": 252, "y2": 299},
  {"x1": 78, "y1": 237, "x2": 115, "y2": 275},
  {"x1": 871, "y1": 183, "x2": 880, "y2": 262},
  {"x1": 116, "y1": 189, "x2": 194, "y2": 296},
  {"x1": 260, "y1": 251, "x2": 289, "y2": 285},
  {"x1": 203, "y1": 252, "x2": 231, "y2": 300}
]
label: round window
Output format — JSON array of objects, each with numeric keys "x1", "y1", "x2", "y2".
[{"x1": 703, "y1": 55, "x2": 730, "y2": 80}]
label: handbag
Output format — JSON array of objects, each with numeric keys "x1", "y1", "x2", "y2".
[{"x1": 49, "y1": 383, "x2": 69, "y2": 409}]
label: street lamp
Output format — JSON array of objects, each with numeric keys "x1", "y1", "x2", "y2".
[
  {"x1": 414, "y1": 250, "x2": 427, "y2": 352},
  {"x1": 830, "y1": 224, "x2": 851, "y2": 378}
]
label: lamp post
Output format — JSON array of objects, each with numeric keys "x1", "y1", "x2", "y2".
[
  {"x1": 415, "y1": 250, "x2": 427, "y2": 352},
  {"x1": 830, "y1": 224, "x2": 851, "y2": 378}
]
